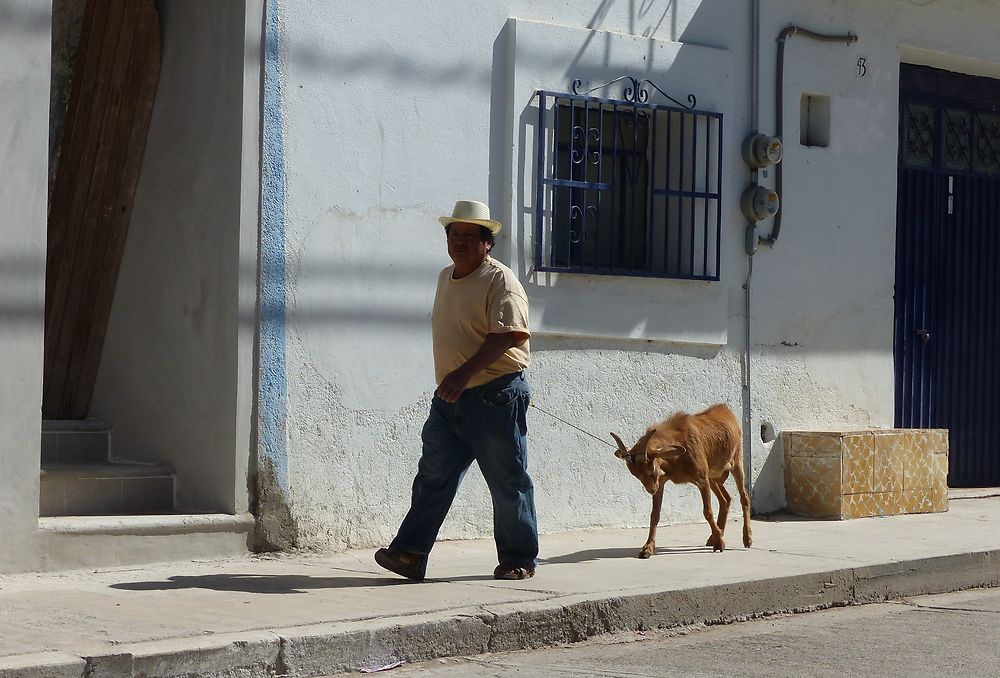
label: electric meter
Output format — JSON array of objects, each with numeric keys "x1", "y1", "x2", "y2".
[
  {"x1": 741, "y1": 185, "x2": 780, "y2": 222},
  {"x1": 742, "y1": 134, "x2": 783, "y2": 168}
]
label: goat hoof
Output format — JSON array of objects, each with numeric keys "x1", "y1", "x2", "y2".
[
  {"x1": 743, "y1": 536, "x2": 752, "y2": 548},
  {"x1": 638, "y1": 548, "x2": 653, "y2": 559},
  {"x1": 706, "y1": 535, "x2": 725, "y2": 550}
]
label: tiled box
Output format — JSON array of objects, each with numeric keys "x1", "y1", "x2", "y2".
[{"x1": 784, "y1": 429, "x2": 948, "y2": 519}]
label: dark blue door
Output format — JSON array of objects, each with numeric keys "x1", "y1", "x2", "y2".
[{"x1": 895, "y1": 64, "x2": 1000, "y2": 487}]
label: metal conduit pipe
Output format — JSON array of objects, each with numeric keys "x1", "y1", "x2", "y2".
[
  {"x1": 742, "y1": 0, "x2": 761, "y2": 501},
  {"x1": 760, "y1": 25, "x2": 858, "y2": 247}
]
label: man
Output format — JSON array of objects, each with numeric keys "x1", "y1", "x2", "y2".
[{"x1": 375, "y1": 199, "x2": 538, "y2": 581}]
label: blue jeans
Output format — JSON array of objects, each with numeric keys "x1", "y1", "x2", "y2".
[{"x1": 391, "y1": 372, "x2": 538, "y2": 569}]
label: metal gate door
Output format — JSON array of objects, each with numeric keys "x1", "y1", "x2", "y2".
[{"x1": 895, "y1": 64, "x2": 1000, "y2": 486}]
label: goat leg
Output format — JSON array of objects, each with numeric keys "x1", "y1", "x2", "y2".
[
  {"x1": 698, "y1": 481, "x2": 725, "y2": 552},
  {"x1": 640, "y1": 484, "x2": 664, "y2": 559},
  {"x1": 731, "y1": 457, "x2": 753, "y2": 548},
  {"x1": 706, "y1": 478, "x2": 732, "y2": 547}
]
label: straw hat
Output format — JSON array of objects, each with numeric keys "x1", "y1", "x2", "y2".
[{"x1": 438, "y1": 200, "x2": 502, "y2": 236}]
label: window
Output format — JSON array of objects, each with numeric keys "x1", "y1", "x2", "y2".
[{"x1": 534, "y1": 83, "x2": 723, "y2": 280}]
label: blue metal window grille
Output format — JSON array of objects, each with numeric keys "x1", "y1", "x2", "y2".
[
  {"x1": 901, "y1": 101, "x2": 1000, "y2": 177},
  {"x1": 535, "y1": 77, "x2": 723, "y2": 281}
]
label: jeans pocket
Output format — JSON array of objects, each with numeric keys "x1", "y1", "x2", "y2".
[
  {"x1": 482, "y1": 375, "x2": 530, "y2": 407},
  {"x1": 482, "y1": 385, "x2": 518, "y2": 407}
]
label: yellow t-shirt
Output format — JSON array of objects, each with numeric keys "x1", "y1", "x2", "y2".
[{"x1": 432, "y1": 256, "x2": 531, "y2": 388}]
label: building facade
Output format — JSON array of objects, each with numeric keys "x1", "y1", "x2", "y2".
[{"x1": 1, "y1": 0, "x2": 998, "y2": 573}]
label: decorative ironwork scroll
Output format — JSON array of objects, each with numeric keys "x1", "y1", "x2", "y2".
[{"x1": 571, "y1": 75, "x2": 697, "y2": 110}]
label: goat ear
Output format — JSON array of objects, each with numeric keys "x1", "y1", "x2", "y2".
[
  {"x1": 610, "y1": 432, "x2": 629, "y2": 458},
  {"x1": 647, "y1": 444, "x2": 684, "y2": 459}
]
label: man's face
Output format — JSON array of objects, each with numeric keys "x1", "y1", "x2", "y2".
[{"x1": 447, "y1": 222, "x2": 491, "y2": 271}]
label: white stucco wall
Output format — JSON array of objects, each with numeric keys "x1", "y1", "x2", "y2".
[
  {"x1": 273, "y1": 0, "x2": 1000, "y2": 551},
  {"x1": 278, "y1": 0, "x2": 749, "y2": 550},
  {"x1": 0, "y1": 0, "x2": 50, "y2": 573}
]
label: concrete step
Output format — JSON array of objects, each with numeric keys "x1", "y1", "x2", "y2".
[
  {"x1": 39, "y1": 462, "x2": 175, "y2": 517},
  {"x1": 37, "y1": 512, "x2": 255, "y2": 571},
  {"x1": 41, "y1": 420, "x2": 111, "y2": 464}
]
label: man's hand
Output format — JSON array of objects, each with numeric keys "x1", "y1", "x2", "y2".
[
  {"x1": 435, "y1": 331, "x2": 528, "y2": 403},
  {"x1": 436, "y1": 366, "x2": 474, "y2": 403}
]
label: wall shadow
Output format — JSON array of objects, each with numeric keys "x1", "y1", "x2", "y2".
[
  {"x1": 0, "y1": 1, "x2": 50, "y2": 34},
  {"x1": 752, "y1": 431, "x2": 786, "y2": 512},
  {"x1": 489, "y1": 20, "x2": 515, "y2": 264}
]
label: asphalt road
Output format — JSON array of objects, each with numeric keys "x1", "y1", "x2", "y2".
[{"x1": 342, "y1": 587, "x2": 1000, "y2": 677}]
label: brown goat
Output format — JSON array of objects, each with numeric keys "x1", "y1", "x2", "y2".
[{"x1": 611, "y1": 403, "x2": 751, "y2": 559}]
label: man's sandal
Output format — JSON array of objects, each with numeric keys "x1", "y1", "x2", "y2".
[
  {"x1": 375, "y1": 547, "x2": 427, "y2": 582},
  {"x1": 493, "y1": 565, "x2": 535, "y2": 580}
]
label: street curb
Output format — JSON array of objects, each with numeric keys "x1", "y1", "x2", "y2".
[
  {"x1": 281, "y1": 549, "x2": 1000, "y2": 675},
  {"x1": 0, "y1": 652, "x2": 86, "y2": 678},
  {"x1": 84, "y1": 631, "x2": 282, "y2": 678},
  {"x1": 3, "y1": 550, "x2": 998, "y2": 677}
]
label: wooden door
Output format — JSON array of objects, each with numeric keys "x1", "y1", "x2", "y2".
[{"x1": 44, "y1": 0, "x2": 161, "y2": 419}]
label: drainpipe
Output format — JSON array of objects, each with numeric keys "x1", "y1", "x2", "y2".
[{"x1": 759, "y1": 24, "x2": 858, "y2": 247}]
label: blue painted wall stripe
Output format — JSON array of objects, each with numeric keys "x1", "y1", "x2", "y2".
[{"x1": 259, "y1": 0, "x2": 289, "y2": 492}]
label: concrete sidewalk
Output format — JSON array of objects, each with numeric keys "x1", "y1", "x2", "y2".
[{"x1": 2, "y1": 492, "x2": 999, "y2": 678}]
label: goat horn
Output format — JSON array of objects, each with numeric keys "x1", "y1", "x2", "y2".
[{"x1": 609, "y1": 432, "x2": 629, "y2": 453}]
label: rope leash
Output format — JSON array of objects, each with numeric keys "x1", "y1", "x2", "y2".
[{"x1": 529, "y1": 401, "x2": 615, "y2": 448}]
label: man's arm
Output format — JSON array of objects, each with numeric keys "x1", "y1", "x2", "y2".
[{"x1": 436, "y1": 331, "x2": 529, "y2": 403}]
